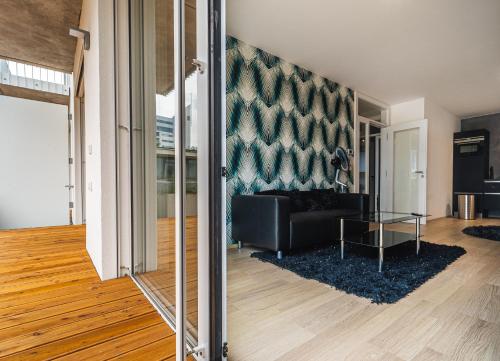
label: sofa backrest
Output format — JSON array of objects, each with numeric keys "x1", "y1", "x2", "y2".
[
  {"x1": 255, "y1": 189, "x2": 334, "y2": 212},
  {"x1": 255, "y1": 189, "x2": 369, "y2": 214}
]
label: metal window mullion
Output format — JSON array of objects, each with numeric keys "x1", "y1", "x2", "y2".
[{"x1": 174, "y1": 0, "x2": 187, "y2": 359}]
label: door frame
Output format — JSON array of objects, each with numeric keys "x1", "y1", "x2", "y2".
[
  {"x1": 353, "y1": 92, "x2": 389, "y2": 193},
  {"x1": 79, "y1": 93, "x2": 86, "y2": 223},
  {"x1": 381, "y1": 119, "x2": 428, "y2": 222},
  {"x1": 374, "y1": 133, "x2": 381, "y2": 212},
  {"x1": 207, "y1": 0, "x2": 225, "y2": 359},
  {"x1": 357, "y1": 116, "x2": 370, "y2": 194},
  {"x1": 357, "y1": 115, "x2": 385, "y2": 196},
  {"x1": 72, "y1": 40, "x2": 86, "y2": 225}
]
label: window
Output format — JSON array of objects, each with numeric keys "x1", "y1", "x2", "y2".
[{"x1": 0, "y1": 58, "x2": 70, "y2": 95}]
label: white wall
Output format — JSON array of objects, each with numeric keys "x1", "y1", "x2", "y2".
[
  {"x1": 0, "y1": 96, "x2": 68, "y2": 229},
  {"x1": 390, "y1": 98, "x2": 425, "y2": 124},
  {"x1": 78, "y1": 0, "x2": 118, "y2": 280},
  {"x1": 425, "y1": 99, "x2": 460, "y2": 219}
]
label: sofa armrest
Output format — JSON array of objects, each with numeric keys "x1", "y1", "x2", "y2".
[
  {"x1": 231, "y1": 195, "x2": 290, "y2": 252},
  {"x1": 334, "y1": 193, "x2": 369, "y2": 214}
]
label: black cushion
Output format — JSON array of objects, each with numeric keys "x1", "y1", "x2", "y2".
[
  {"x1": 288, "y1": 191, "x2": 309, "y2": 212},
  {"x1": 310, "y1": 189, "x2": 336, "y2": 210},
  {"x1": 256, "y1": 189, "x2": 309, "y2": 212},
  {"x1": 255, "y1": 190, "x2": 290, "y2": 196},
  {"x1": 290, "y1": 209, "x2": 361, "y2": 223},
  {"x1": 256, "y1": 189, "x2": 339, "y2": 213}
]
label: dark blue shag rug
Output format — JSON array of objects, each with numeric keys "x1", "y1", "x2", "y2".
[
  {"x1": 463, "y1": 226, "x2": 500, "y2": 241},
  {"x1": 251, "y1": 241, "x2": 465, "y2": 304}
]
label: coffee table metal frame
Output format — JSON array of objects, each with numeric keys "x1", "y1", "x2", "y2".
[{"x1": 339, "y1": 212, "x2": 425, "y2": 272}]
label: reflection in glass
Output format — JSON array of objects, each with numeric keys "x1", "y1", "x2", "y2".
[{"x1": 133, "y1": 0, "x2": 199, "y2": 343}]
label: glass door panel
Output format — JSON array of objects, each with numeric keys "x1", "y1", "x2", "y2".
[
  {"x1": 185, "y1": 2, "x2": 199, "y2": 340},
  {"x1": 130, "y1": 0, "x2": 210, "y2": 357},
  {"x1": 358, "y1": 119, "x2": 383, "y2": 205},
  {"x1": 132, "y1": 0, "x2": 178, "y2": 322}
]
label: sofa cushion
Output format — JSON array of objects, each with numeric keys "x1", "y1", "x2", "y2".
[
  {"x1": 256, "y1": 189, "x2": 309, "y2": 212},
  {"x1": 288, "y1": 191, "x2": 310, "y2": 212},
  {"x1": 290, "y1": 209, "x2": 361, "y2": 223},
  {"x1": 255, "y1": 189, "x2": 290, "y2": 197},
  {"x1": 255, "y1": 188, "x2": 351, "y2": 213},
  {"x1": 293, "y1": 189, "x2": 338, "y2": 212},
  {"x1": 310, "y1": 189, "x2": 336, "y2": 210}
]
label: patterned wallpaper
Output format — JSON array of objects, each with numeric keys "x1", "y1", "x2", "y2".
[{"x1": 226, "y1": 36, "x2": 355, "y2": 243}]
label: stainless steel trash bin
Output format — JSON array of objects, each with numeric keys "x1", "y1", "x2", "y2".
[{"x1": 458, "y1": 194, "x2": 476, "y2": 220}]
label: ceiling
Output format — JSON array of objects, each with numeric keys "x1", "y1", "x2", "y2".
[
  {"x1": 227, "y1": 0, "x2": 500, "y2": 118},
  {"x1": 0, "y1": 0, "x2": 82, "y2": 73}
]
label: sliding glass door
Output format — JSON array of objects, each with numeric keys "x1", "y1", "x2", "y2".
[
  {"x1": 358, "y1": 118, "x2": 383, "y2": 211},
  {"x1": 130, "y1": 0, "x2": 179, "y2": 328},
  {"x1": 129, "y1": 0, "x2": 211, "y2": 359}
]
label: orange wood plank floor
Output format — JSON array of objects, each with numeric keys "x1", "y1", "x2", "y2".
[{"x1": 0, "y1": 225, "x2": 187, "y2": 360}]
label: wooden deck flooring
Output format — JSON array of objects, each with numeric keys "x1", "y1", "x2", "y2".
[{"x1": 0, "y1": 225, "x2": 182, "y2": 360}]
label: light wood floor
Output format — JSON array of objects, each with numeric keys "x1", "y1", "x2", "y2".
[
  {"x1": 0, "y1": 225, "x2": 187, "y2": 360},
  {"x1": 227, "y1": 217, "x2": 500, "y2": 361}
]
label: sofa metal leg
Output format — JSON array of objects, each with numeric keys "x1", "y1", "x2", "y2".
[
  {"x1": 277, "y1": 250, "x2": 283, "y2": 260},
  {"x1": 238, "y1": 241, "x2": 243, "y2": 249}
]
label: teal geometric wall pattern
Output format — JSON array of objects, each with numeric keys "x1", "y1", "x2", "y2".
[{"x1": 226, "y1": 36, "x2": 355, "y2": 244}]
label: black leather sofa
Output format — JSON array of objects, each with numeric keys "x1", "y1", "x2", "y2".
[{"x1": 232, "y1": 189, "x2": 369, "y2": 258}]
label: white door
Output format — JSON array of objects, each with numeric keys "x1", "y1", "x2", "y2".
[{"x1": 381, "y1": 119, "x2": 428, "y2": 222}]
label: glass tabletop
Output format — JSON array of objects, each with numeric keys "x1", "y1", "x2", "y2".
[
  {"x1": 341, "y1": 211, "x2": 429, "y2": 224},
  {"x1": 342, "y1": 230, "x2": 416, "y2": 248}
]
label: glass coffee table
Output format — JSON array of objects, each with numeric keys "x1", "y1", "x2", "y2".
[{"x1": 339, "y1": 212, "x2": 428, "y2": 272}]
